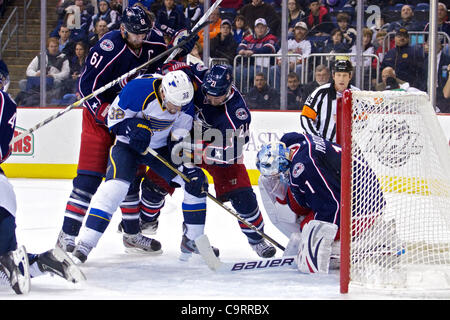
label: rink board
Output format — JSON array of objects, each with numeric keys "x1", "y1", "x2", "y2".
[{"x1": 3, "y1": 107, "x2": 450, "y2": 184}]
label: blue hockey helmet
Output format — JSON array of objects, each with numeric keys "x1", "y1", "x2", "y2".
[
  {"x1": 256, "y1": 142, "x2": 291, "y2": 176},
  {"x1": 122, "y1": 6, "x2": 151, "y2": 35},
  {"x1": 202, "y1": 65, "x2": 233, "y2": 97}
]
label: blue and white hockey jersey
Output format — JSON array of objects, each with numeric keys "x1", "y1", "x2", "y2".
[
  {"x1": 194, "y1": 86, "x2": 251, "y2": 166},
  {"x1": 0, "y1": 90, "x2": 16, "y2": 165},
  {"x1": 79, "y1": 30, "x2": 167, "y2": 124},
  {"x1": 107, "y1": 75, "x2": 193, "y2": 150}
]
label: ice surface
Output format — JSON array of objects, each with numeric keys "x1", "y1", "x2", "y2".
[{"x1": 1, "y1": 179, "x2": 447, "y2": 301}]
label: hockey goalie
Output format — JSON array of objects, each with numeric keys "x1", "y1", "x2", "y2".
[{"x1": 256, "y1": 132, "x2": 388, "y2": 274}]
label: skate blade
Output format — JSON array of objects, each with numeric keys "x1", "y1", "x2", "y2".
[
  {"x1": 179, "y1": 252, "x2": 193, "y2": 262},
  {"x1": 52, "y1": 246, "x2": 87, "y2": 282},
  {"x1": 124, "y1": 247, "x2": 163, "y2": 255}
]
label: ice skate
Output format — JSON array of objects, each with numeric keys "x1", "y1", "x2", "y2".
[
  {"x1": 123, "y1": 233, "x2": 162, "y2": 254},
  {"x1": 72, "y1": 241, "x2": 94, "y2": 264},
  {"x1": 56, "y1": 230, "x2": 76, "y2": 253},
  {"x1": 250, "y1": 239, "x2": 276, "y2": 258},
  {"x1": 0, "y1": 246, "x2": 30, "y2": 294},
  {"x1": 180, "y1": 234, "x2": 220, "y2": 261},
  {"x1": 117, "y1": 219, "x2": 159, "y2": 235},
  {"x1": 35, "y1": 247, "x2": 86, "y2": 283}
]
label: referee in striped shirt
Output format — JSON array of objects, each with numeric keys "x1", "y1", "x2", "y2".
[{"x1": 300, "y1": 57, "x2": 359, "y2": 143}]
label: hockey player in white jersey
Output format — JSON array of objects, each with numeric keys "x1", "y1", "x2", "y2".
[
  {"x1": 0, "y1": 78, "x2": 85, "y2": 295},
  {"x1": 72, "y1": 70, "x2": 218, "y2": 263}
]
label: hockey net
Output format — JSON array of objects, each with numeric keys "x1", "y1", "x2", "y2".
[{"x1": 340, "y1": 90, "x2": 450, "y2": 293}]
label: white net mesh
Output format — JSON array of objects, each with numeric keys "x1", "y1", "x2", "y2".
[{"x1": 348, "y1": 90, "x2": 450, "y2": 290}]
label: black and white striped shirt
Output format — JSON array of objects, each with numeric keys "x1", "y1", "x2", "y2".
[{"x1": 300, "y1": 82, "x2": 358, "y2": 143}]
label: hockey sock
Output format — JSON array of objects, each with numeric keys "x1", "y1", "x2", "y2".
[
  {"x1": 140, "y1": 176, "x2": 167, "y2": 223},
  {"x1": 182, "y1": 202, "x2": 206, "y2": 240},
  {"x1": 120, "y1": 193, "x2": 140, "y2": 234},
  {"x1": 229, "y1": 190, "x2": 265, "y2": 244},
  {"x1": 63, "y1": 174, "x2": 102, "y2": 236}
]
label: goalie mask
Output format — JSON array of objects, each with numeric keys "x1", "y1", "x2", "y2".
[
  {"x1": 161, "y1": 70, "x2": 194, "y2": 109},
  {"x1": 256, "y1": 142, "x2": 291, "y2": 177}
]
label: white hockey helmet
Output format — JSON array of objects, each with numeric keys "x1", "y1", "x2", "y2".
[{"x1": 161, "y1": 70, "x2": 194, "y2": 108}]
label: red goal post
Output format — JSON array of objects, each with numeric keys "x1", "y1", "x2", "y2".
[{"x1": 339, "y1": 89, "x2": 450, "y2": 294}]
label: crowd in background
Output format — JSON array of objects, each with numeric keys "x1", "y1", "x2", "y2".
[{"x1": 2, "y1": 0, "x2": 450, "y2": 113}]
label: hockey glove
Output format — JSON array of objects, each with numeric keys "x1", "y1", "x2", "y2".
[
  {"x1": 126, "y1": 119, "x2": 153, "y2": 154},
  {"x1": 179, "y1": 34, "x2": 199, "y2": 56},
  {"x1": 182, "y1": 166, "x2": 208, "y2": 198},
  {"x1": 95, "y1": 102, "x2": 111, "y2": 125}
]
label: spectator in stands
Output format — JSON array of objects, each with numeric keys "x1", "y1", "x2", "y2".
[
  {"x1": 381, "y1": 27, "x2": 424, "y2": 89},
  {"x1": 89, "y1": 0, "x2": 120, "y2": 33},
  {"x1": 52, "y1": 0, "x2": 93, "y2": 43},
  {"x1": 128, "y1": 0, "x2": 155, "y2": 11},
  {"x1": 0, "y1": 59, "x2": 10, "y2": 92},
  {"x1": 185, "y1": 0, "x2": 202, "y2": 29},
  {"x1": 198, "y1": 7, "x2": 222, "y2": 47},
  {"x1": 350, "y1": 28, "x2": 374, "y2": 89},
  {"x1": 109, "y1": 0, "x2": 123, "y2": 13},
  {"x1": 271, "y1": 21, "x2": 311, "y2": 90},
  {"x1": 57, "y1": 24, "x2": 77, "y2": 58},
  {"x1": 245, "y1": 72, "x2": 280, "y2": 110},
  {"x1": 187, "y1": 41, "x2": 204, "y2": 65},
  {"x1": 235, "y1": 18, "x2": 280, "y2": 93},
  {"x1": 301, "y1": 64, "x2": 330, "y2": 103},
  {"x1": 232, "y1": 14, "x2": 253, "y2": 45},
  {"x1": 61, "y1": 41, "x2": 88, "y2": 104},
  {"x1": 238, "y1": 0, "x2": 281, "y2": 37},
  {"x1": 321, "y1": 28, "x2": 350, "y2": 54},
  {"x1": 218, "y1": 0, "x2": 243, "y2": 10},
  {"x1": 336, "y1": 12, "x2": 356, "y2": 49},
  {"x1": 372, "y1": 30, "x2": 394, "y2": 69},
  {"x1": 420, "y1": 39, "x2": 450, "y2": 113},
  {"x1": 210, "y1": 19, "x2": 238, "y2": 67},
  {"x1": 443, "y1": 65, "x2": 450, "y2": 108},
  {"x1": 156, "y1": 0, "x2": 188, "y2": 39},
  {"x1": 16, "y1": 38, "x2": 70, "y2": 106},
  {"x1": 88, "y1": 19, "x2": 109, "y2": 48},
  {"x1": 375, "y1": 66, "x2": 406, "y2": 91},
  {"x1": 305, "y1": 0, "x2": 334, "y2": 36},
  {"x1": 387, "y1": 4, "x2": 425, "y2": 33},
  {"x1": 287, "y1": 72, "x2": 304, "y2": 110},
  {"x1": 424, "y1": 2, "x2": 450, "y2": 38},
  {"x1": 288, "y1": 0, "x2": 306, "y2": 36}
]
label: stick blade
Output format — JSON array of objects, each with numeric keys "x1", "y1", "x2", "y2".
[{"x1": 195, "y1": 235, "x2": 222, "y2": 271}]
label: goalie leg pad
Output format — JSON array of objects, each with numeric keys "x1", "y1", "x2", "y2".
[{"x1": 297, "y1": 220, "x2": 338, "y2": 274}]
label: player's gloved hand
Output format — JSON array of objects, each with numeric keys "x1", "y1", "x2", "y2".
[
  {"x1": 160, "y1": 24, "x2": 176, "y2": 37},
  {"x1": 182, "y1": 165, "x2": 208, "y2": 198},
  {"x1": 179, "y1": 34, "x2": 199, "y2": 56},
  {"x1": 126, "y1": 118, "x2": 153, "y2": 154},
  {"x1": 95, "y1": 102, "x2": 111, "y2": 125}
]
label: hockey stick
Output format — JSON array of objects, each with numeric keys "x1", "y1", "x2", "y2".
[
  {"x1": 11, "y1": 20, "x2": 211, "y2": 145},
  {"x1": 163, "y1": 0, "x2": 223, "y2": 64},
  {"x1": 195, "y1": 235, "x2": 296, "y2": 272},
  {"x1": 145, "y1": 147, "x2": 286, "y2": 251}
]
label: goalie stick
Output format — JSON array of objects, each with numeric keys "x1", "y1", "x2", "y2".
[
  {"x1": 11, "y1": 19, "x2": 213, "y2": 145},
  {"x1": 145, "y1": 147, "x2": 286, "y2": 251}
]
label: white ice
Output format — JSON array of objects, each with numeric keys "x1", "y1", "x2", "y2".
[{"x1": 1, "y1": 178, "x2": 448, "y2": 300}]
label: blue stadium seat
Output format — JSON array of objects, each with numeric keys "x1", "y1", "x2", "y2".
[{"x1": 415, "y1": 3, "x2": 430, "y2": 11}]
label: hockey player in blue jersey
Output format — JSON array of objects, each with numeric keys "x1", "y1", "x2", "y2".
[
  {"x1": 137, "y1": 62, "x2": 277, "y2": 258},
  {"x1": 0, "y1": 79, "x2": 85, "y2": 295},
  {"x1": 71, "y1": 70, "x2": 218, "y2": 263},
  {"x1": 256, "y1": 132, "x2": 386, "y2": 273},
  {"x1": 56, "y1": 5, "x2": 199, "y2": 254}
]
